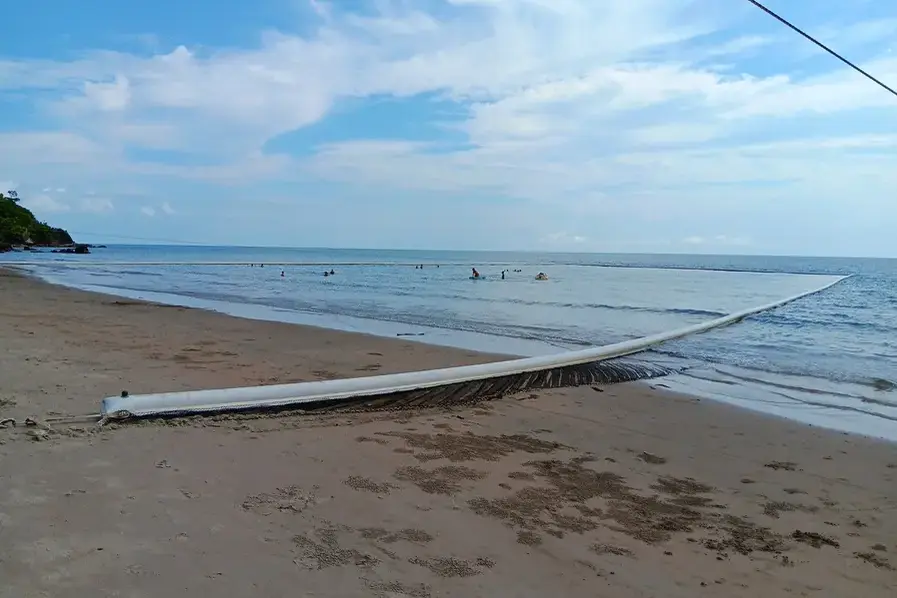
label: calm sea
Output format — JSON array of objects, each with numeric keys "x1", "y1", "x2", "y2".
[{"x1": 4, "y1": 246, "x2": 895, "y2": 440}]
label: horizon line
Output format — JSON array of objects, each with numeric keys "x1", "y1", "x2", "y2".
[{"x1": 22, "y1": 241, "x2": 895, "y2": 261}]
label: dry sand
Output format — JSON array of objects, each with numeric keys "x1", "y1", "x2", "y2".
[{"x1": 1, "y1": 268, "x2": 895, "y2": 597}]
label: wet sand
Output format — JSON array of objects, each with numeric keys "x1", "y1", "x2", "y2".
[{"x1": 1, "y1": 269, "x2": 895, "y2": 597}]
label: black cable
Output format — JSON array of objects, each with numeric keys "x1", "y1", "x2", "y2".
[
  {"x1": 745, "y1": 0, "x2": 897, "y2": 99},
  {"x1": 68, "y1": 231, "x2": 211, "y2": 245}
]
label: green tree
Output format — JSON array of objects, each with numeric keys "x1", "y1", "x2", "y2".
[{"x1": 0, "y1": 191, "x2": 75, "y2": 247}]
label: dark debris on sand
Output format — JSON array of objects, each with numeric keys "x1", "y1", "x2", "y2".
[
  {"x1": 792, "y1": 530, "x2": 839, "y2": 549},
  {"x1": 359, "y1": 527, "x2": 434, "y2": 544},
  {"x1": 465, "y1": 455, "x2": 786, "y2": 555},
  {"x1": 516, "y1": 530, "x2": 543, "y2": 546},
  {"x1": 293, "y1": 526, "x2": 380, "y2": 570},
  {"x1": 241, "y1": 485, "x2": 318, "y2": 515},
  {"x1": 855, "y1": 551, "x2": 894, "y2": 570},
  {"x1": 762, "y1": 500, "x2": 819, "y2": 519},
  {"x1": 365, "y1": 580, "x2": 432, "y2": 598},
  {"x1": 377, "y1": 430, "x2": 565, "y2": 462},
  {"x1": 393, "y1": 465, "x2": 486, "y2": 495},
  {"x1": 590, "y1": 543, "x2": 634, "y2": 557},
  {"x1": 764, "y1": 461, "x2": 798, "y2": 472},
  {"x1": 408, "y1": 556, "x2": 486, "y2": 578},
  {"x1": 344, "y1": 475, "x2": 395, "y2": 494}
]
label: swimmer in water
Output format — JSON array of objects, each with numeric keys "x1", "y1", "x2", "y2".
[{"x1": 471, "y1": 267, "x2": 480, "y2": 279}]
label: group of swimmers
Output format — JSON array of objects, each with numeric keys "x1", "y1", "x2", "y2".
[
  {"x1": 280, "y1": 268, "x2": 334, "y2": 277},
  {"x1": 265, "y1": 264, "x2": 546, "y2": 281},
  {"x1": 259, "y1": 265, "x2": 334, "y2": 278},
  {"x1": 472, "y1": 267, "x2": 548, "y2": 281}
]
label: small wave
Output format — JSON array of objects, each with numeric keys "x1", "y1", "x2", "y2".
[
  {"x1": 616, "y1": 305, "x2": 727, "y2": 318},
  {"x1": 765, "y1": 390, "x2": 897, "y2": 422},
  {"x1": 869, "y1": 378, "x2": 896, "y2": 392},
  {"x1": 405, "y1": 292, "x2": 727, "y2": 318},
  {"x1": 709, "y1": 368, "x2": 864, "y2": 400},
  {"x1": 862, "y1": 395, "x2": 897, "y2": 408},
  {"x1": 60, "y1": 273, "x2": 730, "y2": 320},
  {"x1": 578, "y1": 262, "x2": 848, "y2": 276},
  {"x1": 762, "y1": 311, "x2": 896, "y2": 335},
  {"x1": 677, "y1": 371, "x2": 897, "y2": 419},
  {"x1": 147, "y1": 287, "x2": 601, "y2": 350},
  {"x1": 106, "y1": 269, "x2": 165, "y2": 277},
  {"x1": 655, "y1": 356, "x2": 894, "y2": 393},
  {"x1": 496, "y1": 299, "x2": 725, "y2": 318},
  {"x1": 649, "y1": 342, "x2": 800, "y2": 363}
]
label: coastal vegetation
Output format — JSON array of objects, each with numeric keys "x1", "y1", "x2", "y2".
[{"x1": 0, "y1": 190, "x2": 75, "y2": 252}]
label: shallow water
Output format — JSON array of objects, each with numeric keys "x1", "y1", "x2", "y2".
[{"x1": 4, "y1": 247, "x2": 895, "y2": 440}]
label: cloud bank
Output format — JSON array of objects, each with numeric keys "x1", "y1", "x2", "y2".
[{"x1": 1, "y1": 0, "x2": 896, "y2": 255}]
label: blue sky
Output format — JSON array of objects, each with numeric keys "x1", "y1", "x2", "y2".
[{"x1": 2, "y1": 0, "x2": 897, "y2": 256}]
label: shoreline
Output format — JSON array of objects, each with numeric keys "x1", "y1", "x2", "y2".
[
  {"x1": 17, "y1": 263, "x2": 527, "y2": 358},
  {"x1": 1, "y1": 267, "x2": 896, "y2": 596},
  {"x1": 28, "y1": 264, "x2": 564, "y2": 357},
  {"x1": 0, "y1": 267, "x2": 511, "y2": 417},
  {"x1": 11, "y1": 265, "x2": 894, "y2": 444}
]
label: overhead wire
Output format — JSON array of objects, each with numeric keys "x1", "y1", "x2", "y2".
[
  {"x1": 66, "y1": 231, "x2": 212, "y2": 245},
  {"x1": 744, "y1": 0, "x2": 897, "y2": 100}
]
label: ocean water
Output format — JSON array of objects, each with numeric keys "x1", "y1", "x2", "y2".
[{"x1": 3, "y1": 246, "x2": 895, "y2": 440}]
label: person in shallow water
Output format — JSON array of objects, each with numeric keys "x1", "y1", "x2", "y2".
[{"x1": 471, "y1": 267, "x2": 480, "y2": 278}]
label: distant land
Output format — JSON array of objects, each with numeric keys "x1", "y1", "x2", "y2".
[{"x1": 0, "y1": 190, "x2": 92, "y2": 254}]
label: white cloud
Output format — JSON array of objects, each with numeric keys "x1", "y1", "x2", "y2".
[
  {"x1": 80, "y1": 197, "x2": 114, "y2": 213},
  {"x1": 14, "y1": 187, "x2": 113, "y2": 215},
  {"x1": 0, "y1": 132, "x2": 111, "y2": 171},
  {"x1": 83, "y1": 75, "x2": 131, "y2": 111},
  {"x1": 684, "y1": 234, "x2": 751, "y2": 246},
  {"x1": 1, "y1": 1, "x2": 897, "y2": 254},
  {"x1": 133, "y1": 201, "x2": 173, "y2": 218},
  {"x1": 815, "y1": 18, "x2": 897, "y2": 52},
  {"x1": 703, "y1": 35, "x2": 771, "y2": 58},
  {"x1": 113, "y1": 123, "x2": 182, "y2": 149},
  {"x1": 22, "y1": 194, "x2": 70, "y2": 214},
  {"x1": 541, "y1": 231, "x2": 588, "y2": 246}
]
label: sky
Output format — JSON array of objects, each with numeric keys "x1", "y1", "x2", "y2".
[{"x1": 2, "y1": 0, "x2": 897, "y2": 257}]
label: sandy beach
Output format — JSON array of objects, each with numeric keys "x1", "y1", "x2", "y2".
[{"x1": 1, "y1": 268, "x2": 895, "y2": 597}]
